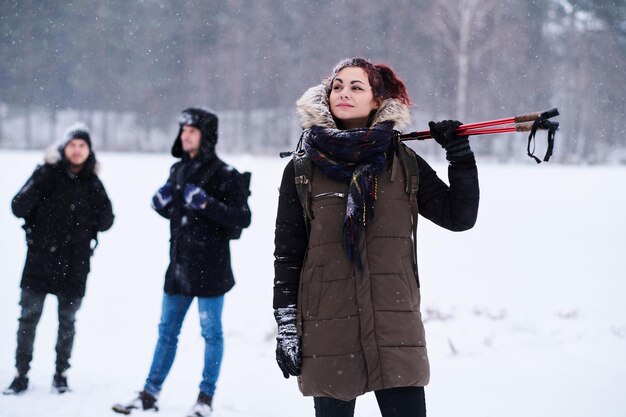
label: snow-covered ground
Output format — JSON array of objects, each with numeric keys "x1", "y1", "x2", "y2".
[{"x1": 0, "y1": 149, "x2": 625, "y2": 417}]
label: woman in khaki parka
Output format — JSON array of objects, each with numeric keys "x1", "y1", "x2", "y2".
[{"x1": 273, "y1": 57, "x2": 480, "y2": 417}]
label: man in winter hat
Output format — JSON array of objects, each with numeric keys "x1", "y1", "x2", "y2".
[
  {"x1": 3, "y1": 123, "x2": 114, "y2": 395},
  {"x1": 112, "y1": 107, "x2": 251, "y2": 417},
  {"x1": 61, "y1": 122, "x2": 92, "y2": 148},
  {"x1": 172, "y1": 106, "x2": 219, "y2": 155}
]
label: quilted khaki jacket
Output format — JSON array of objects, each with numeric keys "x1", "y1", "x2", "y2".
[{"x1": 297, "y1": 159, "x2": 429, "y2": 401}]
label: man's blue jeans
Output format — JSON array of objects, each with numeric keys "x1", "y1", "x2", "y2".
[{"x1": 144, "y1": 293, "x2": 224, "y2": 397}]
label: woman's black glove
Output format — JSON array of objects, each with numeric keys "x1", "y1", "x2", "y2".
[
  {"x1": 428, "y1": 120, "x2": 475, "y2": 167},
  {"x1": 274, "y1": 307, "x2": 302, "y2": 378}
]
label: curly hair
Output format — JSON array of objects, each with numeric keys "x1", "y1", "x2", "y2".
[{"x1": 323, "y1": 57, "x2": 412, "y2": 106}]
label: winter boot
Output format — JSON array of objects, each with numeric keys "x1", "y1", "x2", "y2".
[
  {"x1": 3, "y1": 375, "x2": 29, "y2": 395},
  {"x1": 112, "y1": 390, "x2": 159, "y2": 415},
  {"x1": 186, "y1": 392, "x2": 213, "y2": 417},
  {"x1": 52, "y1": 373, "x2": 70, "y2": 394}
]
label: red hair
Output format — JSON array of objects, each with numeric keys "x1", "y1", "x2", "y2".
[{"x1": 323, "y1": 57, "x2": 412, "y2": 106}]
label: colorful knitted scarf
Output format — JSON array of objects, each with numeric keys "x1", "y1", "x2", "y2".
[{"x1": 303, "y1": 121, "x2": 396, "y2": 266}]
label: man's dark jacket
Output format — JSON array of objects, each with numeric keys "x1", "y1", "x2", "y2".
[
  {"x1": 154, "y1": 150, "x2": 251, "y2": 297},
  {"x1": 12, "y1": 151, "x2": 114, "y2": 298}
]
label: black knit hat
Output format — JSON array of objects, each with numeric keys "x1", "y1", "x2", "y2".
[
  {"x1": 171, "y1": 107, "x2": 218, "y2": 158},
  {"x1": 59, "y1": 122, "x2": 92, "y2": 152},
  {"x1": 50, "y1": 122, "x2": 97, "y2": 173}
]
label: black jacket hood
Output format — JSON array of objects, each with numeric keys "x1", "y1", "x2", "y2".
[{"x1": 171, "y1": 107, "x2": 219, "y2": 158}]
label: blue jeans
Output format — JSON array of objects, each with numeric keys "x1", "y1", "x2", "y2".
[{"x1": 144, "y1": 293, "x2": 224, "y2": 398}]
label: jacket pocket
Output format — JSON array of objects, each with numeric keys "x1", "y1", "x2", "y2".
[
  {"x1": 402, "y1": 255, "x2": 418, "y2": 306},
  {"x1": 312, "y1": 192, "x2": 346, "y2": 215},
  {"x1": 313, "y1": 192, "x2": 346, "y2": 200},
  {"x1": 306, "y1": 266, "x2": 324, "y2": 318}
]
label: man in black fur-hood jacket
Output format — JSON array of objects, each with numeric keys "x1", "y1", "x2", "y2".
[
  {"x1": 4, "y1": 123, "x2": 114, "y2": 396},
  {"x1": 111, "y1": 107, "x2": 251, "y2": 417}
]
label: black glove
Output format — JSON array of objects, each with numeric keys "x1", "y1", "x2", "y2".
[
  {"x1": 274, "y1": 307, "x2": 302, "y2": 378},
  {"x1": 428, "y1": 120, "x2": 475, "y2": 166}
]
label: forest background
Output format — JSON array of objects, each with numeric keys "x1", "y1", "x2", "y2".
[{"x1": 1, "y1": 0, "x2": 625, "y2": 163}]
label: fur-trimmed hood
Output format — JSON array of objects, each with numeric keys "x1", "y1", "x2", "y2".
[
  {"x1": 296, "y1": 84, "x2": 412, "y2": 131},
  {"x1": 43, "y1": 122, "x2": 99, "y2": 175},
  {"x1": 44, "y1": 139, "x2": 99, "y2": 176}
]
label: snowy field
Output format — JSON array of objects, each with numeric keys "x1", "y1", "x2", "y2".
[{"x1": 0, "y1": 149, "x2": 625, "y2": 417}]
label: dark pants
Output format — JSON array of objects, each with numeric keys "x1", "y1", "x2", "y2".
[
  {"x1": 15, "y1": 289, "x2": 83, "y2": 376},
  {"x1": 314, "y1": 387, "x2": 426, "y2": 417}
]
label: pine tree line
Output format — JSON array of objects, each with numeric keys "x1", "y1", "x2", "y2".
[{"x1": 1, "y1": 0, "x2": 624, "y2": 162}]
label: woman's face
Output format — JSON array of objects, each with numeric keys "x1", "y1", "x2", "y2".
[{"x1": 329, "y1": 66, "x2": 379, "y2": 129}]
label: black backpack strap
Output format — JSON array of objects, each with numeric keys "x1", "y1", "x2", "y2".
[
  {"x1": 396, "y1": 137, "x2": 420, "y2": 285},
  {"x1": 196, "y1": 158, "x2": 225, "y2": 188},
  {"x1": 293, "y1": 150, "x2": 313, "y2": 234},
  {"x1": 240, "y1": 171, "x2": 252, "y2": 196}
]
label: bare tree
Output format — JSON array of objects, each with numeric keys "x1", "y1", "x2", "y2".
[{"x1": 419, "y1": 0, "x2": 502, "y2": 120}]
